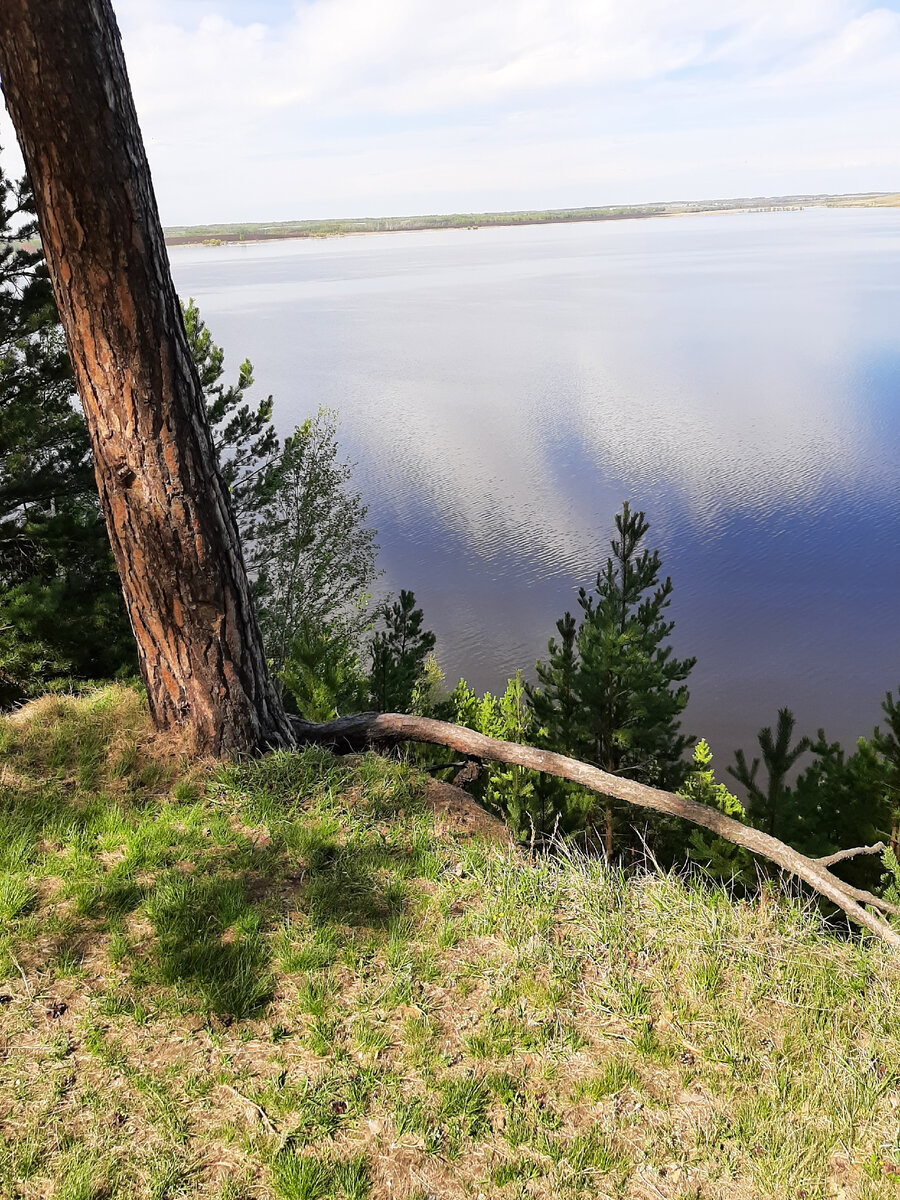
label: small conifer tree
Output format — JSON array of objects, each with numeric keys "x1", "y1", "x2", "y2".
[
  {"x1": 871, "y1": 686, "x2": 900, "y2": 851},
  {"x1": 182, "y1": 299, "x2": 279, "y2": 545},
  {"x1": 450, "y1": 671, "x2": 565, "y2": 841},
  {"x1": 728, "y1": 708, "x2": 810, "y2": 839},
  {"x1": 529, "y1": 502, "x2": 695, "y2": 856},
  {"x1": 369, "y1": 590, "x2": 436, "y2": 712},
  {"x1": 881, "y1": 847, "x2": 900, "y2": 926},
  {"x1": 681, "y1": 739, "x2": 755, "y2": 882},
  {"x1": 785, "y1": 732, "x2": 891, "y2": 888},
  {"x1": 279, "y1": 616, "x2": 368, "y2": 722}
]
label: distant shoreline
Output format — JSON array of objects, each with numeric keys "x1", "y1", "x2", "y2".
[{"x1": 163, "y1": 192, "x2": 900, "y2": 247}]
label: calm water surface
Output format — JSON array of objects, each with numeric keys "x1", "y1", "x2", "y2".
[{"x1": 169, "y1": 209, "x2": 900, "y2": 758}]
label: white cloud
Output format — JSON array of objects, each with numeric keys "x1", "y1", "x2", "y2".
[{"x1": 3, "y1": 0, "x2": 899, "y2": 219}]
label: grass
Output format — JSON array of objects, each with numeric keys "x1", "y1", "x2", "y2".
[{"x1": 1, "y1": 686, "x2": 900, "y2": 1198}]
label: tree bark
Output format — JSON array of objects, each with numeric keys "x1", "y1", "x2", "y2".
[
  {"x1": 292, "y1": 711, "x2": 900, "y2": 947},
  {"x1": 0, "y1": 1, "x2": 291, "y2": 755}
]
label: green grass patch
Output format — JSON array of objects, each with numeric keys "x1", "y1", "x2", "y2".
[{"x1": 1, "y1": 686, "x2": 900, "y2": 1198}]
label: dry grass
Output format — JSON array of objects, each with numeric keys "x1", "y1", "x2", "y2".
[{"x1": 1, "y1": 686, "x2": 899, "y2": 1199}]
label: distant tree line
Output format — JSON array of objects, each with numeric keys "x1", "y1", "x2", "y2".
[{"x1": 163, "y1": 205, "x2": 669, "y2": 246}]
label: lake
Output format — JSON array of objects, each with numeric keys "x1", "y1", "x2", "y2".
[{"x1": 168, "y1": 208, "x2": 900, "y2": 761}]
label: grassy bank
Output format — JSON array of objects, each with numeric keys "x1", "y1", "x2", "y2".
[{"x1": 1, "y1": 686, "x2": 899, "y2": 1199}]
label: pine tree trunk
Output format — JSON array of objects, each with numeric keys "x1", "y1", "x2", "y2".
[{"x1": 0, "y1": 0, "x2": 292, "y2": 755}]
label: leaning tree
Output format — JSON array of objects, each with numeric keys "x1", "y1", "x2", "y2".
[
  {"x1": 0, "y1": 0, "x2": 291, "y2": 755},
  {"x1": 1, "y1": 0, "x2": 898, "y2": 946}
]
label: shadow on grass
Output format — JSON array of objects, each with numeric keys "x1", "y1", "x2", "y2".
[
  {"x1": 137, "y1": 870, "x2": 274, "y2": 1019},
  {"x1": 1, "y1": 744, "x2": 430, "y2": 1022},
  {"x1": 301, "y1": 834, "x2": 410, "y2": 929}
]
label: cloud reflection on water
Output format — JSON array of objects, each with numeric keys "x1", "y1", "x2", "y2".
[{"x1": 170, "y1": 208, "x2": 900, "y2": 751}]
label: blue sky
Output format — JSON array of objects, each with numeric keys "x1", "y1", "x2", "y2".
[{"x1": 3, "y1": 0, "x2": 900, "y2": 223}]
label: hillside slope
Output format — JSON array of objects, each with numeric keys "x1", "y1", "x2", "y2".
[{"x1": 1, "y1": 687, "x2": 899, "y2": 1199}]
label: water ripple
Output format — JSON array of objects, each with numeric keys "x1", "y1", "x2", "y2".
[{"x1": 170, "y1": 208, "x2": 900, "y2": 753}]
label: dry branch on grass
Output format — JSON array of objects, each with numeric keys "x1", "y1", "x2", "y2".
[{"x1": 292, "y1": 712, "x2": 900, "y2": 947}]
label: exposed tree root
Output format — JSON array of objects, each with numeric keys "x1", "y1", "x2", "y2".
[{"x1": 291, "y1": 712, "x2": 900, "y2": 947}]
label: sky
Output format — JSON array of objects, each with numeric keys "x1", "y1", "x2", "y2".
[{"x1": 2, "y1": 0, "x2": 900, "y2": 223}]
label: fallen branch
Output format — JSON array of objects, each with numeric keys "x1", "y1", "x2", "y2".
[
  {"x1": 291, "y1": 712, "x2": 900, "y2": 947},
  {"x1": 829, "y1": 880, "x2": 900, "y2": 918},
  {"x1": 817, "y1": 843, "x2": 886, "y2": 868}
]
